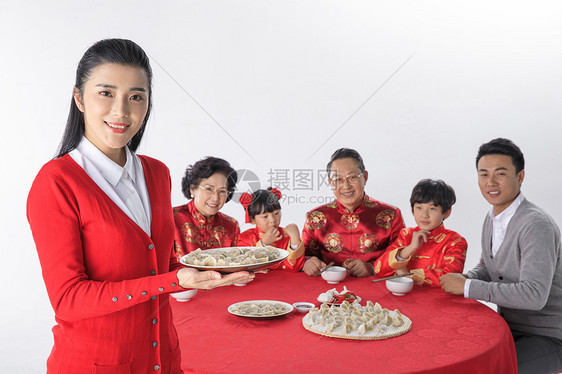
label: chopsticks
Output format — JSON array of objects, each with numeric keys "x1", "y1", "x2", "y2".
[
  {"x1": 371, "y1": 272, "x2": 413, "y2": 283},
  {"x1": 319, "y1": 261, "x2": 335, "y2": 274}
]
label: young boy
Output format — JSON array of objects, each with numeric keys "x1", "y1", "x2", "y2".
[{"x1": 373, "y1": 179, "x2": 467, "y2": 287}]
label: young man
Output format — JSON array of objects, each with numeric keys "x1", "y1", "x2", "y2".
[
  {"x1": 302, "y1": 148, "x2": 404, "y2": 277},
  {"x1": 440, "y1": 138, "x2": 562, "y2": 374}
]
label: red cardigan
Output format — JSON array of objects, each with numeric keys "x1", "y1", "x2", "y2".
[{"x1": 27, "y1": 154, "x2": 184, "y2": 374}]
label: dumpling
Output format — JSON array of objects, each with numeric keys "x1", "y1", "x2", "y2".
[
  {"x1": 393, "y1": 315, "x2": 404, "y2": 327},
  {"x1": 202, "y1": 256, "x2": 217, "y2": 266},
  {"x1": 358, "y1": 323, "x2": 367, "y2": 335},
  {"x1": 324, "y1": 322, "x2": 335, "y2": 333},
  {"x1": 381, "y1": 315, "x2": 393, "y2": 326}
]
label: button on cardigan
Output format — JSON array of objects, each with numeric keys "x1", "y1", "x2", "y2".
[{"x1": 27, "y1": 154, "x2": 184, "y2": 373}]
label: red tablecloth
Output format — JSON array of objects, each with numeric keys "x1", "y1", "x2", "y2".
[{"x1": 171, "y1": 271, "x2": 517, "y2": 374}]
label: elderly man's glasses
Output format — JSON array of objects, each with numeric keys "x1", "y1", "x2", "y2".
[
  {"x1": 198, "y1": 185, "x2": 231, "y2": 198},
  {"x1": 329, "y1": 172, "x2": 364, "y2": 188}
]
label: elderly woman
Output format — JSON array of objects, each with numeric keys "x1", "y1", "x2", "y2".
[
  {"x1": 173, "y1": 157, "x2": 240, "y2": 257},
  {"x1": 302, "y1": 148, "x2": 405, "y2": 277}
]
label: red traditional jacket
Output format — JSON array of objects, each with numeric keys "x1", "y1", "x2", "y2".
[
  {"x1": 302, "y1": 195, "x2": 405, "y2": 266},
  {"x1": 373, "y1": 225, "x2": 467, "y2": 287},
  {"x1": 173, "y1": 200, "x2": 240, "y2": 258},
  {"x1": 238, "y1": 227, "x2": 305, "y2": 272},
  {"x1": 27, "y1": 154, "x2": 184, "y2": 373}
]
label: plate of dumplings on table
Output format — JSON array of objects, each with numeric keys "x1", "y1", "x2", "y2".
[
  {"x1": 228, "y1": 300, "x2": 294, "y2": 318},
  {"x1": 179, "y1": 246, "x2": 289, "y2": 273},
  {"x1": 302, "y1": 300, "x2": 412, "y2": 340}
]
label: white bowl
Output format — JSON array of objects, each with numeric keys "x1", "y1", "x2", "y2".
[
  {"x1": 170, "y1": 289, "x2": 198, "y2": 302},
  {"x1": 385, "y1": 277, "x2": 414, "y2": 296},
  {"x1": 321, "y1": 266, "x2": 347, "y2": 284},
  {"x1": 292, "y1": 302, "x2": 315, "y2": 313}
]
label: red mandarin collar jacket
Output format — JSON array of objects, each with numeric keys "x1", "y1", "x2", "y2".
[
  {"x1": 302, "y1": 194, "x2": 405, "y2": 266},
  {"x1": 374, "y1": 225, "x2": 467, "y2": 287},
  {"x1": 172, "y1": 200, "x2": 240, "y2": 258}
]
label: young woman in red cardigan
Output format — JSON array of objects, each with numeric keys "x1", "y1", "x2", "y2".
[
  {"x1": 27, "y1": 38, "x2": 253, "y2": 374},
  {"x1": 238, "y1": 188, "x2": 305, "y2": 271}
]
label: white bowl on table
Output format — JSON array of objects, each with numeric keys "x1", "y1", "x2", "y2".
[
  {"x1": 170, "y1": 289, "x2": 198, "y2": 302},
  {"x1": 385, "y1": 277, "x2": 414, "y2": 296},
  {"x1": 321, "y1": 266, "x2": 347, "y2": 284}
]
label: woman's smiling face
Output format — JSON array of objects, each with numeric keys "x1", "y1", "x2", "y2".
[
  {"x1": 190, "y1": 173, "x2": 230, "y2": 218},
  {"x1": 74, "y1": 63, "x2": 149, "y2": 165}
]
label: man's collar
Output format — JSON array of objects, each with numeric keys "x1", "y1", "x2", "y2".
[{"x1": 489, "y1": 193, "x2": 525, "y2": 221}]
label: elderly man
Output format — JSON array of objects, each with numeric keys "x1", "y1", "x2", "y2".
[
  {"x1": 302, "y1": 148, "x2": 404, "y2": 277},
  {"x1": 440, "y1": 138, "x2": 562, "y2": 374}
]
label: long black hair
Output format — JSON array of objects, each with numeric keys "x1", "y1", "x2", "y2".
[{"x1": 56, "y1": 38, "x2": 153, "y2": 158}]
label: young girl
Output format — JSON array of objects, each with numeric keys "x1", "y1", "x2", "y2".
[
  {"x1": 239, "y1": 188, "x2": 305, "y2": 271},
  {"x1": 26, "y1": 38, "x2": 252, "y2": 373}
]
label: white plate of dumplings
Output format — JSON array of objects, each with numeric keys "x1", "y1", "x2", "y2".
[{"x1": 228, "y1": 300, "x2": 294, "y2": 318}]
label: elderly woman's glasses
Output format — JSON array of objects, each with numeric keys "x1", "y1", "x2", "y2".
[
  {"x1": 329, "y1": 173, "x2": 364, "y2": 188},
  {"x1": 198, "y1": 185, "x2": 231, "y2": 198}
]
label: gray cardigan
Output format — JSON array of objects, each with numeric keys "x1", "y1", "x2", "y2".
[{"x1": 467, "y1": 198, "x2": 562, "y2": 340}]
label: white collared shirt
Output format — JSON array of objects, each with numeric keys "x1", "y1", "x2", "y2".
[
  {"x1": 464, "y1": 193, "x2": 525, "y2": 298},
  {"x1": 489, "y1": 193, "x2": 524, "y2": 257},
  {"x1": 69, "y1": 137, "x2": 152, "y2": 236}
]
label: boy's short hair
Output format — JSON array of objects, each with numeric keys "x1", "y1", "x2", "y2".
[
  {"x1": 247, "y1": 188, "x2": 281, "y2": 219},
  {"x1": 476, "y1": 138, "x2": 525, "y2": 173},
  {"x1": 410, "y1": 179, "x2": 456, "y2": 213}
]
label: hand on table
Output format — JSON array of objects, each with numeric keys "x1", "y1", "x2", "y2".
[
  {"x1": 440, "y1": 273, "x2": 467, "y2": 295},
  {"x1": 261, "y1": 227, "x2": 283, "y2": 246},
  {"x1": 177, "y1": 267, "x2": 255, "y2": 290},
  {"x1": 303, "y1": 256, "x2": 327, "y2": 276},
  {"x1": 342, "y1": 258, "x2": 374, "y2": 277}
]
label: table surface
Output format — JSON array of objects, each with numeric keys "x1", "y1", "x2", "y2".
[{"x1": 171, "y1": 270, "x2": 517, "y2": 374}]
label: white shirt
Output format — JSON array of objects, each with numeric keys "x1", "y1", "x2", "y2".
[
  {"x1": 69, "y1": 137, "x2": 152, "y2": 236},
  {"x1": 464, "y1": 193, "x2": 525, "y2": 297},
  {"x1": 489, "y1": 193, "x2": 524, "y2": 257}
]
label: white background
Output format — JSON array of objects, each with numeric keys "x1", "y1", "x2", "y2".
[{"x1": 1, "y1": 1, "x2": 561, "y2": 372}]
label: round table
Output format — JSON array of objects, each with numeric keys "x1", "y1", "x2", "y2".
[{"x1": 171, "y1": 270, "x2": 517, "y2": 373}]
